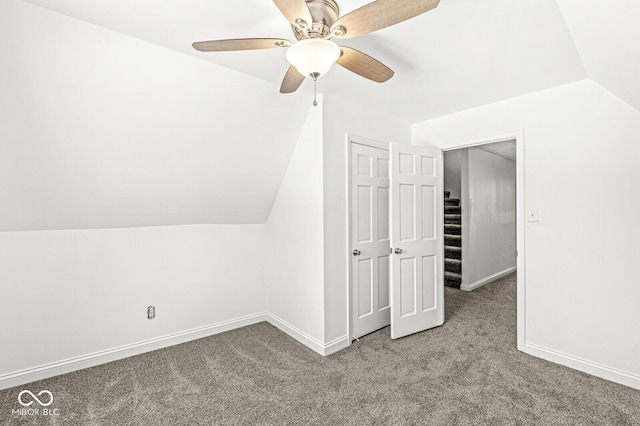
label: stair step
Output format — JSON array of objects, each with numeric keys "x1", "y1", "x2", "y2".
[
  {"x1": 445, "y1": 258, "x2": 462, "y2": 273},
  {"x1": 444, "y1": 234, "x2": 462, "y2": 247},
  {"x1": 444, "y1": 224, "x2": 462, "y2": 235},
  {"x1": 444, "y1": 271, "x2": 462, "y2": 289},
  {"x1": 444, "y1": 190, "x2": 450, "y2": 199},
  {"x1": 444, "y1": 214, "x2": 461, "y2": 225},
  {"x1": 444, "y1": 198, "x2": 460, "y2": 206},
  {"x1": 444, "y1": 245, "x2": 461, "y2": 259},
  {"x1": 445, "y1": 205, "x2": 461, "y2": 214}
]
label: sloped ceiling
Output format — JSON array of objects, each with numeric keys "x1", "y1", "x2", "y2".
[
  {"x1": 554, "y1": 0, "x2": 640, "y2": 111},
  {"x1": 3, "y1": 0, "x2": 638, "y2": 231},
  {"x1": 1, "y1": 0, "x2": 310, "y2": 231},
  {"x1": 21, "y1": 0, "x2": 587, "y2": 122}
]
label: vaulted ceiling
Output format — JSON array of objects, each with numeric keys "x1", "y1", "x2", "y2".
[
  {"x1": 554, "y1": 0, "x2": 640, "y2": 111},
  {"x1": 18, "y1": 0, "x2": 591, "y2": 121},
  {"x1": 2, "y1": 0, "x2": 639, "y2": 231}
]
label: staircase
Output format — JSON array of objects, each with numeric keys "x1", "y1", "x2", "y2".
[{"x1": 444, "y1": 191, "x2": 462, "y2": 289}]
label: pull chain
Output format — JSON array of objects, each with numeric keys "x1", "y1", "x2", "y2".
[
  {"x1": 310, "y1": 72, "x2": 320, "y2": 107},
  {"x1": 313, "y1": 78, "x2": 318, "y2": 106}
]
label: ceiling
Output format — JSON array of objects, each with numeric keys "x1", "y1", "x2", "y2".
[
  {"x1": 20, "y1": 0, "x2": 590, "y2": 122},
  {"x1": 4, "y1": 0, "x2": 640, "y2": 231},
  {"x1": 1, "y1": 0, "x2": 311, "y2": 230},
  {"x1": 476, "y1": 140, "x2": 516, "y2": 162},
  {"x1": 554, "y1": 0, "x2": 640, "y2": 111}
]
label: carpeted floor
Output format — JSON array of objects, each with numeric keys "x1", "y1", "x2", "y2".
[{"x1": 2, "y1": 273, "x2": 639, "y2": 425}]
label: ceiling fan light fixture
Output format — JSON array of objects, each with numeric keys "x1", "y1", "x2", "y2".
[
  {"x1": 193, "y1": 0, "x2": 440, "y2": 94},
  {"x1": 286, "y1": 38, "x2": 341, "y2": 78}
]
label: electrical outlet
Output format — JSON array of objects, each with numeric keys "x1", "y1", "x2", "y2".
[{"x1": 147, "y1": 306, "x2": 155, "y2": 320}]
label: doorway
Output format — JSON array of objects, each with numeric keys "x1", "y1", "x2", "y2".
[
  {"x1": 443, "y1": 140, "x2": 517, "y2": 291},
  {"x1": 440, "y1": 131, "x2": 526, "y2": 351},
  {"x1": 347, "y1": 131, "x2": 526, "y2": 351},
  {"x1": 347, "y1": 135, "x2": 444, "y2": 341}
]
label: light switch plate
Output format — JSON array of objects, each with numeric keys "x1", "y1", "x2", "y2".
[{"x1": 528, "y1": 209, "x2": 538, "y2": 222}]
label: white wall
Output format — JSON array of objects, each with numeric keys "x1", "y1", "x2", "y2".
[
  {"x1": 412, "y1": 79, "x2": 640, "y2": 388},
  {"x1": 0, "y1": 224, "x2": 266, "y2": 387},
  {"x1": 0, "y1": 0, "x2": 288, "y2": 391},
  {"x1": 463, "y1": 148, "x2": 516, "y2": 289},
  {"x1": 322, "y1": 95, "x2": 411, "y2": 344},
  {"x1": 443, "y1": 150, "x2": 462, "y2": 199},
  {"x1": 265, "y1": 101, "x2": 326, "y2": 350}
]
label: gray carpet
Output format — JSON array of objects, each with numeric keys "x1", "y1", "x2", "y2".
[{"x1": 2, "y1": 273, "x2": 639, "y2": 425}]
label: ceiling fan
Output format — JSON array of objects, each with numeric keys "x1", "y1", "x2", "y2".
[{"x1": 192, "y1": 0, "x2": 440, "y2": 103}]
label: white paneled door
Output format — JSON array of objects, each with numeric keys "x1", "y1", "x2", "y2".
[
  {"x1": 351, "y1": 139, "x2": 443, "y2": 340},
  {"x1": 389, "y1": 143, "x2": 444, "y2": 339},
  {"x1": 351, "y1": 142, "x2": 391, "y2": 339}
]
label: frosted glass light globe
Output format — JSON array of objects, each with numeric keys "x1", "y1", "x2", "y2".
[{"x1": 286, "y1": 38, "x2": 341, "y2": 78}]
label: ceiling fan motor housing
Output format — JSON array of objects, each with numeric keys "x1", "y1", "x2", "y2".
[{"x1": 292, "y1": 0, "x2": 340, "y2": 40}]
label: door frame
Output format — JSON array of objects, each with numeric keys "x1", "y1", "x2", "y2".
[
  {"x1": 346, "y1": 134, "x2": 390, "y2": 344},
  {"x1": 439, "y1": 129, "x2": 526, "y2": 351}
]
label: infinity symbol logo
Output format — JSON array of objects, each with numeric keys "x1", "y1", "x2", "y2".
[{"x1": 18, "y1": 390, "x2": 54, "y2": 407}]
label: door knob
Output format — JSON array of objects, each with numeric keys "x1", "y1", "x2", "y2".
[
  {"x1": 394, "y1": 248, "x2": 403, "y2": 254},
  {"x1": 352, "y1": 249, "x2": 361, "y2": 256}
]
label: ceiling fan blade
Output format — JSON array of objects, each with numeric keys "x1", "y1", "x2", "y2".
[
  {"x1": 337, "y1": 47, "x2": 394, "y2": 83},
  {"x1": 280, "y1": 66, "x2": 306, "y2": 93},
  {"x1": 272, "y1": 0, "x2": 312, "y2": 27},
  {"x1": 332, "y1": 0, "x2": 440, "y2": 39},
  {"x1": 192, "y1": 38, "x2": 291, "y2": 52}
]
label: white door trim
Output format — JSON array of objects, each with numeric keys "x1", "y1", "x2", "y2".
[
  {"x1": 346, "y1": 134, "x2": 390, "y2": 344},
  {"x1": 440, "y1": 129, "x2": 526, "y2": 351}
]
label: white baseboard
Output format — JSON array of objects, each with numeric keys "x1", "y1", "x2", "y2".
[
  {"x1": 0, "y1": 313, "x2": 266, "y2": 391},
  {"x1": 323, "y1": 334, "x2": 351, "y2": 356},
  {"x1": 461, "y1": 266, "x2": 516, "y2": 291},
  {"x1": 5, "y1": 312, "x2": 638, "y2": 394},
  {"x1": 0, "y1": 312, "x2": 352, "y2": 391},
  {"x1": 524, "y1": 342, "x2": 640, "y2": 390},
  {"x1": 265, "y1": 313, "x2": 349, "y2": 356}
]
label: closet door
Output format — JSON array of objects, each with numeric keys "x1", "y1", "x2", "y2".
[
  {"x1": 350, "y1": 142, "x2": 391, "y2": 338},
  {"x1": 389, "y1": 143, "x2": 444, "y2": 339}
]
